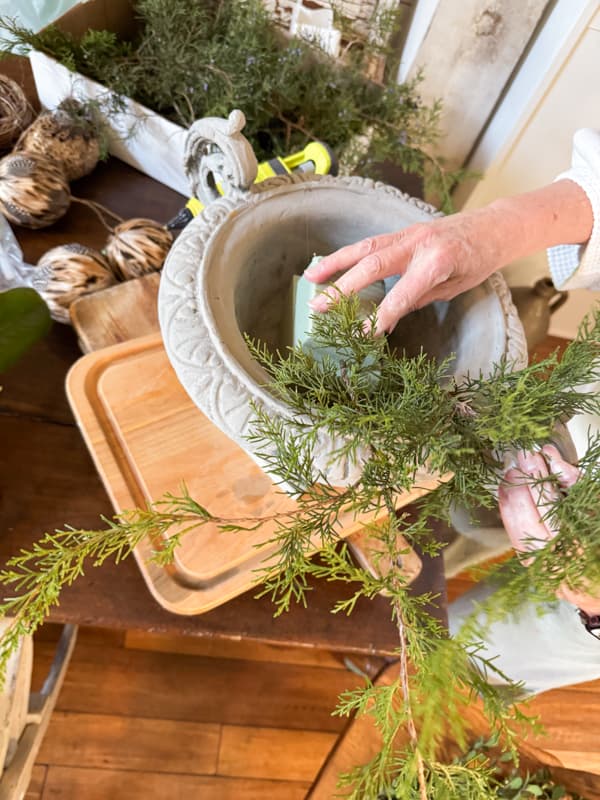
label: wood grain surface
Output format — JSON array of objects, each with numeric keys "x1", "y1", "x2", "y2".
[
  {"x1": 24, "y1": 765, "x2": 46, "y2": 800},
  {"x1": 65, "y1": 332, "x2": 431, "y2": 613},
  {"x1": 70, "y1": 273, "x2": 161, "y2": 353},
  {"x1": 31, "y1": 638, "x2": 366, "y2": 733},
  {"x1": 0, "y1": 145, "x2": 447, "y2": 651},
  {"x1": 37, "y1": 712, "x2": 221, "y2": 775},
  {"x1": 40, "y1": 767, "x2": 309, "y2": 800},
  {"x1": 25, "y1": 624, "x2": 600, "y2": 799}
]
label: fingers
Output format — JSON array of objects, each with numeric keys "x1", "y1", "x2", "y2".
[
  {"x1": 304, "y1": 231, "x2": 411, "y2": 285},
  {"x1": 366, "y1": 267, "x2": 444, "y2": 335},
  {"x1": 498, "y1": 475, "x2": 550, "y2": 560},
  {"x1": 540, "y1": 444, "x2": 580, "y2": 487},
  {"x1": 498, "y1": 468, "x2": 555, "y2": 556},
  {"x1": 557, "y1": 585, "x2": 600, "y2": 615},
  {"x1": 516, "y1": 451, "x2": 561, "y2": 537},
  {"x1": 498, "y1": 448, "x2": 564, "y2": 555},
  {"x1": 499, "y1": 446, "x2": 584, "y2": 588},
  {"x1": 365, "y1": 242, "x2": 456, "y2": 333},
  {"x1": 308, "y1": 239, "x2": 414, "y2": 314},
  {"x1": 309, "y1": 239, "x2": 454, "y2": 332}
]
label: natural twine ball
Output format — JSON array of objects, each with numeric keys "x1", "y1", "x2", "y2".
[
  {"x1": 32, "y1": 244, "x2": 115, "y2": 323},
  {"x1": 0, "y1": 75, "x2": 34, "y2": 152},
  {"x1": 15, "y1": 99, "x2": 102, "y2": 182},
  {"x1": 0, "y1": 152, "x2": 70, "y2": 229},
  {"x1": 104, "y1": 218, "x2": 173, "y2": 281}
]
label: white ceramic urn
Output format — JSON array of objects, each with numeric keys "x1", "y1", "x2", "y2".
[{"x1": 158, "y1": 111, "x2": 527, "y2": 486}]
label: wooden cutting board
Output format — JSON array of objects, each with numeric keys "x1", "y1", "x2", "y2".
[
  {"x1": 66, "y1": 333, "x2": 425, "y2": 614},
  {"x1": 70, "y1": 272, "x2": 160, "y2": 353}
]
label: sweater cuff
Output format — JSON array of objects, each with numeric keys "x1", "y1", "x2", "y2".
[{"x1": 547, "y1": 168, "x2": 600, "y2": 290}]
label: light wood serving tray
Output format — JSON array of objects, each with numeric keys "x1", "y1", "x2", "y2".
[{"x1": 67, "y1": 333, "x2": 428, "y2": 615}]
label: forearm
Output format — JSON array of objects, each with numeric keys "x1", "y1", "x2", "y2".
[
  {"x1": 304, "y1": 171, "x2": 596, "y2": 332},
  {"x1": 482, "y1": 179, "x2": 594, "y2": 266}
]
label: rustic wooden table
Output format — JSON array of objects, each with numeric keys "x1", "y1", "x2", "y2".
[{"x1": 0, "y1": 68, "x2": 447, "y2": 652}]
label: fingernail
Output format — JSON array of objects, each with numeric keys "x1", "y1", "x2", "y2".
[
  {"x1": 304, "y1": 257, "x2": 325, "y2": 277},
  {"x1": 308, "y1": 295, "x2": 329, "y2": 311},
  {"x1": 363, "y1": 318, "x2": 386, "y2": 337},
  {"x1": 517, "y1": 450, "x2": 541, "y2": 473},
  {"x1": 541, "y1": 444, "x2": 561, "y2": 462},
  {"x1": 503, "y1": 467, "x2": 523, "y2": 484}
]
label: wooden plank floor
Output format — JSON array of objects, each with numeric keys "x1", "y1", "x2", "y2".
[{"x1": 25, "y1": 570, "x2": 600, "y2": 799}]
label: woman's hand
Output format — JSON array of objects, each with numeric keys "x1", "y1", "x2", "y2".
[
  {"x1": 304, "y1": 208, "x2": 509, "y2": 335},
  {"x1": 304, "y1": 180, "x2": 594, "y2": 335},
  {"x1": 498, "y1": 444, "x2": 600, "y2": 615}
]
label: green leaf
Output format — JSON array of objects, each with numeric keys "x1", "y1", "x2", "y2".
[
  {"x1": 525, "y1": 786, "x2": 543, "y2": 796},
  {"x1": 0, "y1": 288, "x2": 51, "y2": 373}
]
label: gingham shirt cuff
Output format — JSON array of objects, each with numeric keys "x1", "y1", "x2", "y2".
[{"x1": 547, "y1": 133, "x2": 600, "y2": 291}]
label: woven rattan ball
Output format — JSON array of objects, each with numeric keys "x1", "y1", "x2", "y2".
[
  {"x1": 15, "y1": 100, "x2": 101, "y2": 182},
  {"x1": 0, "y1": 152, "x2": 70, "y2": 229},
  {"x1": 104, "y1": 218, "x2": 173, "y2": 280},
  {"x1": 33, "y1": 244, "x2": 115, "y2": 323},
  {"x1": 0, "y1": 75, "x2": 33, "y2": 152}
]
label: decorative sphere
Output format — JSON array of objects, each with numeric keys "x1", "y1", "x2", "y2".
[
  {"x1": 0, "y1": 152, "x2": 70, "y2": 229},
  {"x1": 0, "y1": 74, "x2": 34, "y2": 152},
  {"x1": 15, "y1": 104, "x2": 101, "y2": 182},
  {"x1": 33, "y1": 244, "x2": 115, "y2": 323},
  {"x1": 104, "y1": 218, "x2": 173, "y2": 281}
]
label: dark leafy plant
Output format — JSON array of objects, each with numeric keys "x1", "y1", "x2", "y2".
[
  {"x1": 0, "y1": 287, "x2": 51, "y2": 373},
  {"x1": 52, "y1": 96, "x2": 113, "y2": 160}
]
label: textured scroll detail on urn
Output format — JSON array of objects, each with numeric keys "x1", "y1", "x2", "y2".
[
  {"x1": 159, "y1": 165, "x2": 525, "y2": 488},
  {"x1": 252, "y1": 171, "x2": 445, "y2": 218},
  {"x1": 488, "y1": 271, "x2": 528, "y2": 371},
  {"x1": 184, "y1": 110, "x2": 259, "y2": 207},
  {"x1": 158, "y1": 197, "x2": 282, "y2": 446}
]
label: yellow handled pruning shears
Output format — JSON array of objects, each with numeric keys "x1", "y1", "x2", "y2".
[{"x1": 167, "y1": 141, "x2": 337, "y2": 230}]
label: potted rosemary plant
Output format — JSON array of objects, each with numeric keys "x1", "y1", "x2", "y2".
[{"x1": 0, "y1": 0, "x2": 464, "y2": 210}]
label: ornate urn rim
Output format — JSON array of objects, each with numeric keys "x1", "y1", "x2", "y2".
[
  {"x1": 158, "y1": 172, "x2": 527, "y2": 485},
  {"x1": 158, "y1": 111, "x2": 526, "y2": 484}
]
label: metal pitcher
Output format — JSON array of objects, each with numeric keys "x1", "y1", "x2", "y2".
[{"x1": 510, "y1": 277, "x2": 568, "y2": 352}]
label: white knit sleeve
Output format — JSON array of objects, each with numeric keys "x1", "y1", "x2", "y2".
[{"x1": 547, "y1": 128, "x2": 600, "y2": 291}]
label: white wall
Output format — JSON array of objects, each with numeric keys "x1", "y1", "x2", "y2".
[{"x1": 456, "y1": 1, "x2": 600, "y2": 338}]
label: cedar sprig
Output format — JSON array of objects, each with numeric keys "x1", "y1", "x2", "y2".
[{"x1": 0, "y1": 297, "x2": 599, "y2": 798}]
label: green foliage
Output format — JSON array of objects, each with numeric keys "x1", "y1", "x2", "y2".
[
  {"x1": 0, "y1": 0, "x2": 462, "y2": 210},
  {"x1": 243, "y1": 297, "x2": 600, "y2": 798},
  {"x1": 0, "y1": 287, "x2": 51, "y2": 373},
  {"x1": 378, "y1": 735, "x2": 582, "y2": 798},
  {"x1": 0, "y1": 488, "x2": 219, "y2": 679},
  {"x1": 443, "y1": 736, "x2": 582, "y2": 799},
  {"x1": 54, "y1": 96, "x2": 113, "y2": 160},
  {"x1": 0, "y1": 16, "x2": 83, "y2": 71},
  {"x1": 0, "y1": 296, "x2": 598, "y2": 797}
]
